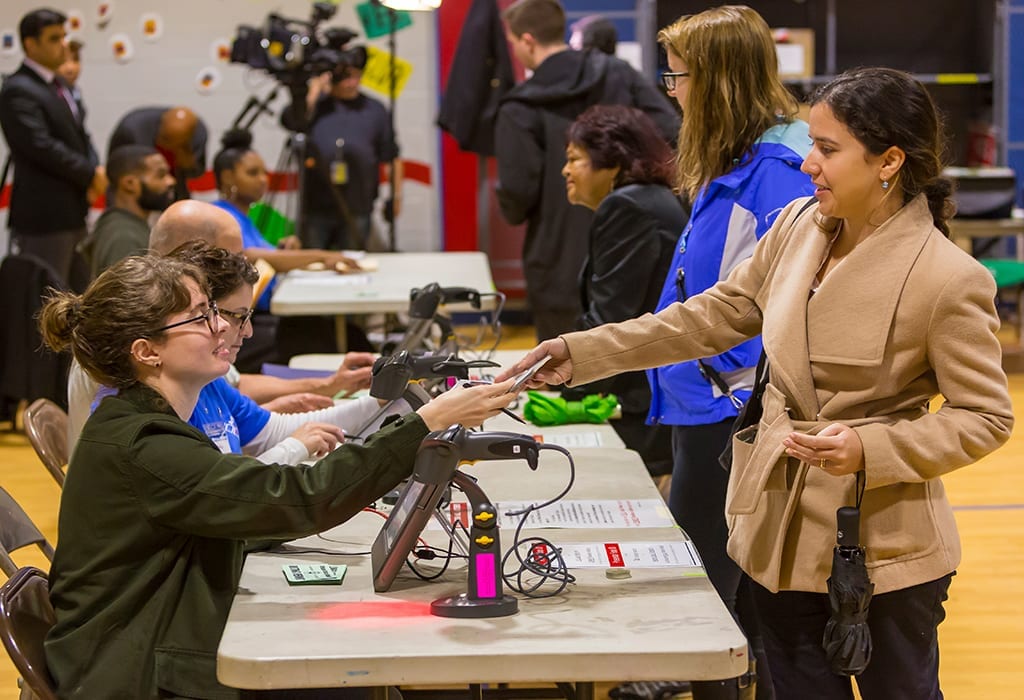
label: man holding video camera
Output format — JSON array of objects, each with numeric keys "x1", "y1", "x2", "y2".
[{"x1": 302, "y1": 50, "x2": 403, "y2": 251}]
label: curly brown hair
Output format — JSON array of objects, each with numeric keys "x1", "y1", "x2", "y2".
[
  {"x1": 168, "y1": 240, "x2": 258, "y2": 300},
  {"x1": 566, "y1": 105, "x2": 675, "y2": 189}
]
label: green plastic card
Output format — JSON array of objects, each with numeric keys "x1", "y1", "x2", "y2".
[{"x1": 282, "y1": 563, "x2": 348, "y2": 585}]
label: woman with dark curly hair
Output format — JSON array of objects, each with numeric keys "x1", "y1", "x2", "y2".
[{"x1": 561, "y1": 103, "x2": 685, "y2": 477}]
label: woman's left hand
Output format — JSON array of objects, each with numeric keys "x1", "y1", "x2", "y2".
[{"x1": 783, "y1": 423, "x2": 865, "y2": 476}]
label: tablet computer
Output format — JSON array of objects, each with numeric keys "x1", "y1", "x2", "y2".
[{"x1": 371, "y1": 426, "x2": 461, "y2": 592}]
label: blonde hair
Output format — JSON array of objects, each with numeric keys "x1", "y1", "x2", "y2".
[
  {"x1": 38, "y1": 256, "x2": 206, "y2": 388},
  {"x1": 659, "y1": 5, "x2": 798, "y2": 200}
]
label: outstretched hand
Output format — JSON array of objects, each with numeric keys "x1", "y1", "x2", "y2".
[
  {"x1": 495, "y1": 338, "x2": 572, "y2": 388},
  {"x1": 416, "y1": 379, "x2": 518, "y2": 430}
]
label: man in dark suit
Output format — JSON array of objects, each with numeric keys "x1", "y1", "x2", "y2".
[
  {"x1": 0, "y1": 7, "x2": 106, "y2": 286},
  {"x1": 107, "y1": 106, "x2": 208, "y2": 202}
]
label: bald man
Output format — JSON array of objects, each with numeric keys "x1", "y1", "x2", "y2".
[
  {"x1": 107, "y1": 105, "x2": 208, "y2": 200},
  {"x1": 150, "y1": 199, "x2": 243, "y2": 254}
]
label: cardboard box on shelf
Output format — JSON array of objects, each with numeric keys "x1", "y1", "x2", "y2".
[{"x1": 773, "y1": 28, "x2": 815, "y2": 80}]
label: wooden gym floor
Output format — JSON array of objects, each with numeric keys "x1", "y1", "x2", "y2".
[{"x1": 0, "y1": 325, "x2": 1021, "y2": 697}]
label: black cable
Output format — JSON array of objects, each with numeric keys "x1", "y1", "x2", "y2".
[
  {"x1": 501, "y1": 444, "x2": 577, "y2": 598},
  {"x1": 406, "y1": 522, "x2": 458, "y2": 581}
]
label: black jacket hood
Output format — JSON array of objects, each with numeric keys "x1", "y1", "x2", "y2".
[{"x1": 502, "y1": 49, "x2": 614, "y2": 106}]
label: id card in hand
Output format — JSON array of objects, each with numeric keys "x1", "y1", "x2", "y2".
[{"x1": 282, "y1": 563, "x2": 348, "y2": 585}]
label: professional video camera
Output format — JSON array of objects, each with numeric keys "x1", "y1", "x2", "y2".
[{"x1": 230, "y1": 2, "x2": 365, "y2": 87}]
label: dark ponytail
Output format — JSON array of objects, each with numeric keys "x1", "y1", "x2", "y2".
[{"x1": 811, "y1": 68, "x2": 955, "y2": 235}]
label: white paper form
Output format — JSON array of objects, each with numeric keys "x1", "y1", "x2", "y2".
[
  {"x1": 539, "y1": 540, "x2": 704, "y2": 569},
  {"x1": 436, "y1": 499, "x2": 675, "y2": 530}
]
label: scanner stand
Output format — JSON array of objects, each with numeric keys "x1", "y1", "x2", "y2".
[{"x1": 431, "y1": 471, "x2": 518, "y2": 618}]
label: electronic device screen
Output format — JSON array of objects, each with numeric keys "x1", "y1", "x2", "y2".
[{"x1": 371, "y1": 430, "x2": 461, "y2": 592}]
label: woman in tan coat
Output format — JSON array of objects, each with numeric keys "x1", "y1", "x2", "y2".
[{"x1": 500, "y1": 68, "x2": 1013, "y2": 699}]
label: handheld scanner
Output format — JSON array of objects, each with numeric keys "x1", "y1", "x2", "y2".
[
  {"x1": 412, "y1": 425, "x2": 465, "y2": 484},
  {"x1": 456, "y1": 430, "x2": 540, "y2": 471},
  {"x1": 409, "y1": 353, "x2": 498, "y2": 381},
  {"x1": 408, "y1": 282, "x2": 444, "y2": 320},
  {"x1": 369, "y1": 351, "x2": 414, "y2": 400},
  {"x1": 439, "y1": 286, "x2": 482, "y2": 310}
]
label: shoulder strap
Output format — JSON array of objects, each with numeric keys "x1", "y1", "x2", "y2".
[{"x1": 695, "y1": 196, "x2": 816, "y2": 405}]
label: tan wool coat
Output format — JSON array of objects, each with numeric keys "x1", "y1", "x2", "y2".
[{"x1": 564, "y1": 194, "x2": 1013, "y2": 594}]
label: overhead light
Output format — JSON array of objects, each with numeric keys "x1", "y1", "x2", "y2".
[{"x1": 379, "y1": 0, "x2": 442, "y2": 10}]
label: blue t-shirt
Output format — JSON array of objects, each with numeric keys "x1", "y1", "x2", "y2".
[
  {"x1": 212, "y1": 198, "x2": 277, "y2": 311},
  {"x1": 91, "y1": 377, "x2": 271, "y2": 454},
  {"x1": 188, "y1": 377, "x2": 271, "y2": 454}
]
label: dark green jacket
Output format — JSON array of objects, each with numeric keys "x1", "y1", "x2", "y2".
[{"x1": 45, "y1": 384, "x2": 427, "y2": 699}]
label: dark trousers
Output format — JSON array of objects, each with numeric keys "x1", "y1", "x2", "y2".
[
  {"x1": 671, "y1": 422, "x2": 773, "y2": 700},
  {"x1": 304, "y1": 212, "x2": 372, "y2": 251},
  {"x1": 12, "y1": 227, "x2": 87, "y2": 289},
  {"x1": 751, "y1": 573, "x2": 953, "y2": 700}
]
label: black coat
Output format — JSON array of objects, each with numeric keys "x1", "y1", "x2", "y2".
[
  {"x1": 575, "y1": 183, "x2": 687, "y2": 414},
  {"x1": 0, "y1": 64, "x2": 98, "y2": 233},
  {"x1": 436, "y1": 0, "x2": 514, "y2": 156},
  {"x1": 0, "y1": 254, "x2": 71, "y2": 409},
  {"x1": 495, "y1": 50, "x2": 679, "y2": 315}
]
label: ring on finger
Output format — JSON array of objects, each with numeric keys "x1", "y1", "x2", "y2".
[{"x1": 819, "y1": 458, "x2": 827, "y2": 470}]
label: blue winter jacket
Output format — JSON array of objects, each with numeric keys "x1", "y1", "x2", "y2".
[{"x1": 646, "y1": 121, "x2": 815, "y2": 426}]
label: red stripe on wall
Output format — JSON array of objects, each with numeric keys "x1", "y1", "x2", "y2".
[{"x1": 0, "y1": 159, "x2": 432, "y2": 210}]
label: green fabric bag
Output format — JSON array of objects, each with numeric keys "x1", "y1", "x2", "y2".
[
  {"x1": 249, "y1": 202, "x2": 294, "y2": 247},
  {"x1": 522, "y1": 391, "x2": 618, "y2": 426}
]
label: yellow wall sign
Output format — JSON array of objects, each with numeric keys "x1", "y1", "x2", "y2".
[{"x1": 361, "y1": 45, "x2": 413, "y2": 98}]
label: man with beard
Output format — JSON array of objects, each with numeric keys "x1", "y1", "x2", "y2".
[{"x1": 83, "y1": 145, "x2": 175, "y2": 277}]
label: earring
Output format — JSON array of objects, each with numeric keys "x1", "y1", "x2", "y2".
[
  {"x1": 154, "y1": 361, "x2": 162, "y2": 368},
  {"x1": 229, "y1": 185, "x2": 238, "y2": 196},
  {"x1": 881, "y1": 180, "x2": 890, "y2": 191}
]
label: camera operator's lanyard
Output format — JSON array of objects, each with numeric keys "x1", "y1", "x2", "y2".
[{"x1": 675, "y1": 268, "x2": 744, "y2": 410}]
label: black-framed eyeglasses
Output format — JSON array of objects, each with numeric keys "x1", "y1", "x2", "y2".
[
  {"x1": 219, "y1": 307, "x2": 255, "y2": 330},
  {"x1": 152, "y1": 301, "x2": 220, "y2": 335},
  {"x1": 661, "y1": 71, "x2": 690, "y2": 91}
]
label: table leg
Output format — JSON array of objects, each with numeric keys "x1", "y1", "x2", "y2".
[
  {"x1": 334, "y1": 314, "x2": 348, "y2": 352},
  {"x1": 370, "y1": 687, "x2": 390, "y2": 700},
  {"x1": 575, "y1": 682, "x2": 594, "y2": 700}
]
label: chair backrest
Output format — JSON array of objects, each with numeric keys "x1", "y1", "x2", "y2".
[
  {"x1": 0, "y1": 488, "x2": 54, "y2": 577},
  {"x1": 0, "y1": 567, "x2": 58, "y2": 700},
  {"x1": 23, "y1": 399, "x2": 69, "y2": 488}
]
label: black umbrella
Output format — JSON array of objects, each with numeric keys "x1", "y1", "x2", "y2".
[{"x1": 822, "y1": 496, "x2": 874, "y2": 676}]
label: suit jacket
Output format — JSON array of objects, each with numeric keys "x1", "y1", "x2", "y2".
[
  {"x1": 563, "y1": 195, "x2": 1013, "y2": 594},
  {"x1": 0, "y1": 64, "x2": 97, "y2": 233}
]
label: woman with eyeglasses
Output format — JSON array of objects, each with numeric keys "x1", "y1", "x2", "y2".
[
  {"x1": 39, "y1": 255, "x2": 517, "y2": 698},
  {"x1": 169, "y1": 240, "x2": 409, "y2": 464}
]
